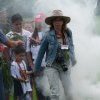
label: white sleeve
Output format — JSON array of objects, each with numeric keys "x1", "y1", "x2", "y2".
[
  {"x1": 26, "y1": 36, "x2": 31, "y2": 52},
  {"x1": 22, "y1": 60, "x2": 27, "y2": 70},
  {"x1": 38, "y1": 31, "x2": 45, "y2": 40},
  {"x1": 11, "y1": 64, "x2": 17, "y2": 78},
  {"x1": 10, "y1": 63, "x2": 20, "y2": 78}
]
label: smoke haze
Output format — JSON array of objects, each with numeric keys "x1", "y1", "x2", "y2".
[
  {"x1": 0, "y1": 0, "x2": 100, "y2": 100},
  {"x1": 33, "y1": 0, "x2": 100, "y2": 100}
]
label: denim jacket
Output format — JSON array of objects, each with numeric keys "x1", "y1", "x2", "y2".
[{"x1": 35, "y1": 29, "x2": 76, "y2": 71}]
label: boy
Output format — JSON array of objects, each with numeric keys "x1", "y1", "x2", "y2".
[
  {"x1": 11, "y1": 46, "x2": 32, "y2": 100},
  {"x1": 6, "y1": 13, "x2": 32, "y2": 64}
]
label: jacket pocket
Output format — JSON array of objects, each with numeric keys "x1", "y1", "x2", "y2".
[{"x1": 48, "y1": 41, "x2": 55, "y2": 51}]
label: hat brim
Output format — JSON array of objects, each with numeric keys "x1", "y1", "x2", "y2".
[{"x1": 45, "y1": 16, "x2": 71, "y2": 25}]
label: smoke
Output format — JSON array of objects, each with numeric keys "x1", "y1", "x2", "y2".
[
  {"x1": 0, "y1": 0, "x2": 34, "y2": 18},
  {"x1": 1, "y1": 0, "x2": 100, "y2": 99},
  {"x1": 33, "y1": 0, "x2": 100, "y2": 100}
]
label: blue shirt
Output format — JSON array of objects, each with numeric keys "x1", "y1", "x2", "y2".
[{"x1": 0, "y1": 30, "x2": 8, "y2": 45}]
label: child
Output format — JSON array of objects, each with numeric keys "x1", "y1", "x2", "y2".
[{"x1": 10, "y1": 45, "x2": 32, "y2": 100}]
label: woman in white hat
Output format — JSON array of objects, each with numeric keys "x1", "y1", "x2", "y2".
[{"x1": 35, "y1": 10, "x2": 76, "y2": 100}]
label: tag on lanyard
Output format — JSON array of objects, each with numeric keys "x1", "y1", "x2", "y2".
[{"x1": 61, "y1": 45, "x2": 69, "y2": 50}]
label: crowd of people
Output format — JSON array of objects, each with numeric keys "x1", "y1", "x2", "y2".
[{"x1": 0, "y1": 9, "x2": 76, "y2": 100}]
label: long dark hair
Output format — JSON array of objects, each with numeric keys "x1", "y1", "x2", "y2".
[
  {"x1": 30, "y1": 27, "x2": 39, "y2": 45},
  {"x1": 50, "y1": 21, "x2": 67, "y2": 44},
  {"x1": 32, "y1": 27, "x2": 39, "y2": 39}
]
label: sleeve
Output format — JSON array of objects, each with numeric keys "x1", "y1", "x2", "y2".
[
  {"x1": 25, "y1": 31, "x2": 33, "y2": 52},
  {"x1": 10, "y1": 62, "x2": 20, "y2": 78},
  {"x1": 68, "y1": 29, "x2": 76, "y2": 66},
  {"x1": 0, "y1": 30, "x2": 8, "y2": 45},
  {"x1": 6, "y1": 32, "x2": 11, "y2": 39},
  {"x1": 35, "y1": 34, "x2": 48, "y2": 72},
  {"x1": 26, "y1": 36, "x2": 31, "y2": 52},
  {"x1": 22, "y1": 60, "x2": 27, "y2": 70}
]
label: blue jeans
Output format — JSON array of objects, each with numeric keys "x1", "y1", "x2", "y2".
[{"x1": 0, "y1": 68, "x2": 5, "y2": 100}]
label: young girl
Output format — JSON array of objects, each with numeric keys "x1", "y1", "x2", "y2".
[{"x1": 10, "y1": 46, "x2": 32, "y2": 100}]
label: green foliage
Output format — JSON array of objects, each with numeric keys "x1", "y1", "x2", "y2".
[
  {"x1": 0, "y1": 57, "x2": 12, "y2": 91},
  {"x1": 10, "y1": 33, "x2": 24, "y2": 41},
  {"x1": 65, "y1": 50, "x2": 70, "y2": 61}
]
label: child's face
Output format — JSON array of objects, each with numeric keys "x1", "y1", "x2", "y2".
[
  {"x1": 12, "y1": 20, "x2": 23, "y2": 32},
  {"x1": 15, "y1": 53, "x2": 25, "y2": 62}
]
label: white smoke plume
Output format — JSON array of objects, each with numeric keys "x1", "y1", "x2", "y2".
[
  {"x1": 1, "y1": 0, "x2": 100, "y2": 99},
  {"x1": 33, "y1": 0, "x2": 100, "y2": 100}
]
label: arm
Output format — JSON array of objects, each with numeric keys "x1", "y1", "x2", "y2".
[
  {"x1": 7, "y1": 39, "x2": 23, "y2": 47},
  {"x1": 0, "y1": 31, "x2": 23, "y2": 48},
  {"x1": 15, "y1": 77, "x2": 26, "y2": 82},
  {"x1": 68, "y1": 29, "x2": 76, "y2": 66},
  {"x1": 35, "y1": 35, "x2": 48, "y2": 72},
  {"x1": 26, "y1": 52, "x2": 34, "y2": 67},
  {"x1": 26, "y1": 70, "x2": 33, "y2": 75},
  {"x1": 0, "y1": 30, "x2": 8, "y2": 44},
  {"x1": 26, "y1": 35, "x2": 34, "y2": 68},
  {"x1": 11, "y1": 62, "x2": 26, "y2": 82}
]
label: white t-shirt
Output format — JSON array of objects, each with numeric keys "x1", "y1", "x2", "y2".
[
  {"x1": 26, "y1": 31, "x2": 43, "y2": 52},
  {"x1": 31, "y1": 31, "x2": 43, "y2": 59},
  {"x1": 27, "y1": 31, "x2": 46, "y2": 66},
  {"x1": 6, "y1": 29, "x2": 32, "y2": 51},
  {"x1": 11, "y1": 60, "x2": 32, "y2": 94}
]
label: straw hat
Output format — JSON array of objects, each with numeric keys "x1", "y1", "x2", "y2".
[{"x1": 45, "y1": 10, "x2": 71, "y2": 25}]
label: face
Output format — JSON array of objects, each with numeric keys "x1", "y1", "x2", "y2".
[
  {"x1": 15, "y1": 53, "x2": 25, "y2": 62},
  {"x1": 52, "y1": 17, "x2": 64, "y2": 31},
  {"x1": 35, "y1": 22, "x2": 42, "y2": 31},
  {"x1": 12, "y1": 20, "x2": 23, "y2": 32},
  {"x1": 24, "y1": 23, "x2": 33, "y2": 33}
]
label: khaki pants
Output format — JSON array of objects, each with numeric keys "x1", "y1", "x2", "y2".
[{"x1": 35, "y1": 66, "x2": 73, "y2": 100}]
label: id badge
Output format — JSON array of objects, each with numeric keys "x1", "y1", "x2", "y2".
[{"x1": 61, "y1": 45, "x2": 69, "y2": 50}]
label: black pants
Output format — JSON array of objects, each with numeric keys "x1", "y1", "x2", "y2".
[{"x1": 0, "y1": 68, "x2": 5, "y2": 100}]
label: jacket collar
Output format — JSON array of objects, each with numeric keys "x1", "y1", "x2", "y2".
[{"x1": 49, "y1": 30, "x2": 56, "y2": 36}]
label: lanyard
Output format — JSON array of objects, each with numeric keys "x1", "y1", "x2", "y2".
[
  {"x1": 17, "y1": 61, "x2": 27, "y2": 80},
  {"x1": 17, "y1": 61, "x2": 26, "y2": 71}
]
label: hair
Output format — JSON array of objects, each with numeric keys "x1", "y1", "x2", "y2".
[
  {"x1": 11, "y1": 13, "x2": 23, "y2": 23},
  {"x1": 49, "y1": 18, "x2": 68, "y2": 45},
  {"x1": 13, "y1": 46, "x2": 25, "y2": 55},
  {"x1": 32, "y1": 27, "x2": 38, "y2": 39},
  {"x1": 30, "y1": 27, "x2": 39, "y2": 45},
  {"x1": 50, "y1": 18, "x2": 67, "y2": 32}
]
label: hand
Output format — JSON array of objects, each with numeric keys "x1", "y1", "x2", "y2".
[
  {"x1": 34, "y1": 71, "x2": 44, "y2": 77},
  {"x1": 25, "y1": 79, "x2": 29, "y2": 82},
  {"x1": 72, "y1": 59, "x2": 77, "y2": 66},
  {"x1": 15, "y1": 40, "x2": 24, "y2": 46},
  {"x1": 26, "y1": 70, "x2": 33, "y2": 75},
  {"x1": 7, "y1": 40, "x2": 24, "y2": 48},
  {"x1": 35, "y1": 39, "x2": 41, "y2": 44},
  {"x1": 30, "y1": 37, "x2": 40, "y2": 44},
  {"x1": 20, "y1": 78, "x2": 26, "y2": 82},
  {"x1": 34, "y1": 67, "x2": 44, "y2": 77}
]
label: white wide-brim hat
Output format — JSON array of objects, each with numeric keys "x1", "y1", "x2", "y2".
[{"x1": 45, "y1": 10, "x2": 71, "y2": 25}]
